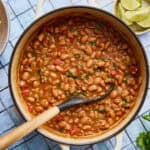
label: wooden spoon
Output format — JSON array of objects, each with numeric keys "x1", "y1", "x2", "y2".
[{"x1": 0, "y1": 84, "x2": 114, "y2": 149}]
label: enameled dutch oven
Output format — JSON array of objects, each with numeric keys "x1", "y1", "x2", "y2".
[{"x1": 9, "y1": 6, "x2": 149, "y2": 147}]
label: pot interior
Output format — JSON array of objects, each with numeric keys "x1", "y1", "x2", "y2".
[{"x1": 10, "y1": 7, "x2": 148, "y2": 145}]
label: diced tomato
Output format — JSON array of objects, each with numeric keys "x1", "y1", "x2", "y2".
[
  {"x1": 130, "y1": 64, "x2": 138, "y2": 75},
  {"x1": 20, "y1": 84, "x2": 29, "y2": 90},
  {"x1": 55, "y1": 115, "x2": 64, "y2": 122},
  {"x1": 70, "y1": 128, "x2": 78, "y2": 135},
  {"x1": 27, "y1": 104, "x2": 33, "y2": 112},
  {"x1": 21, "y1": 89, "x2": 29, "y2": 96},
  {"x1": 111, "y1": 70, "x2": 116, "y2": 76},
  {"x1": 76, "y1": 68, "x2": 81, "y2": 75},
  {"x1": 59, "y1": 47, "x2": 66, "y2": 52},
  {"x1": 48, "y1": 98, "x2": 54, "y2": 104},
  {"x1": 53, "y1": 58, "x2": 64, "y2": 66},
  {"x1": 62, "y1": 31, "x2": 67, "y2": 35},
  {"x1": 70, "y1": 37, "x2": 74, "y2": 43}
]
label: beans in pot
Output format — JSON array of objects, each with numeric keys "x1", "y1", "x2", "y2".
[{"x1": 19, "y1": 16, "x2": 141, "y2": 137}]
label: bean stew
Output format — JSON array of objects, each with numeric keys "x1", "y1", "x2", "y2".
[{"x1": 18, "y1": 16, "x2": 141, "y2": 137}]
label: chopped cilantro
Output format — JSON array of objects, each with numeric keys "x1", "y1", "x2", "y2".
[
  {"x1": 108, "y1": 75, "x2": 113, "y2": 79},
  {"x1": 59, "y1": 129, "x2": 64, "y2": 133},
  {"x1": 95, "y1": 23, "x2": 103, "y2": 30},
  {"x1": 136, "y1": 114, "x2": 150, "y2": 150},
  {"x1": 57, "y1": 82, "x2": 62, "y2": 88},
  {"x1": 100, "y1": 58, "x2": 105, "y2": 61},
  {"x1": 74, "y1": 54, "x2": 81, "y2": 58},
  {"x1": 122, "y1": 98, "x2": 128, "y2": 107},
  {"x1": 90, "y1": 41, "x2": 96, "y2": 46},
  {"x1": 113, "y1": 62, "x2": 117, "y2": 68},
  {"x1": 32, "y1": 52, "x2": 36, "y2": 57},
  {"x1": 136, "y1": 131, "x2": 150, "y2": 150},
  {"x1": 98, "y1": 109, "x2": 105, "y2": 113},
  {"x1": 71, "y1": 91, "x2": 78, "y2": 96},
  {"x1": 66, "y1": 71, "x2": 78, "y2": 79},
  {"x1": 123, "y1": 75, "x2": 131, "y2": 84},
  {"x1": 81, "y1": 73, "x2": 89, "y2": 79},
  {"x1": 143, "y1": 114, "x2": 150, "y2": 122},
  {"x1": 93, "y1": 65, "x2": 104, "y2": 71},
  {"x1": 65, "y1": 91, "x2": 70, "y2": 96},
  {"x1": 123, "y1": 78, "x2": 128, "y2": 84},
  {"x1": 79, "y1": 91, "x2": 87, "y2": 97},
  {"x1": 95, "y1": 25, "x2": 101, "y2": 30},
  {"x1": 37, "y1": 69, "x2": 41, "y2": 75}
]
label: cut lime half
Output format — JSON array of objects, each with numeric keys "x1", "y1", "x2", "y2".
[
  {"x1": 121, "y1": 0, "x2": 141, "y2": 10},
  {"x1": 118, "y1": 3, "x2": 133, "y2": 25},
  {"x1": 125, "y1": 7, "x2": 150, "y2": 22},
  {"x1": 137, "y1": 13, "x2": 150, "y2": 28}
]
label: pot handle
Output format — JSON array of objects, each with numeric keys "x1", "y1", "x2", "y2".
[
  {"x1": 88, "y1": 0, "x2": 97, "y2": 7},
  {"x1": 59, "y1": 144, "x2": 70, "y2": 150},
  {"x1": 115, "y1": 131, "x2": 124, "y2": 150},
  {"x1": 35, "y1": 0, "x2": 45, "y2": 19}
]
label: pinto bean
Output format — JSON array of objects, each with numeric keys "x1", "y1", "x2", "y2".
[
  {"x1": 27, "y1": 97, "x2": 35, "y2": 102},
  {"x1": 87, "y1": 59, "x2": 93, "y2": 67},
  {"x1": 41, "y1": 99, "x2": 49, "y2": 108},
  {"x1": 110, "y1": 90, "x2": 118, "y2": 98},
  {"x1": 33, "y1": 81, "x2": 40, "y2": 87},
  {"x1": 88, "y1": 85, "x2": 97, "y2": 91},
  {"x1": 55, "y1": 66, "x2": 64, "y2": 72},
  {"x1": 35, "y1": 106, "x2": 44, "y2": 113},
  {"x1": 81, "y1": 35, "x2": 88, "y2": 43},
  {"x1": 22, "y1": 72, "x2": 30, "y2": 80},
  {"x1": 50, "y1": 72, "x2": 57, "y2": 78}
]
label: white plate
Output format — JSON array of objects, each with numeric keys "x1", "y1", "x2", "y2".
[
  {"x1": 0, "y1": 0, "x2": 10, "y2": 55},
  {"x1": 113, "y1": 0, "x2": 150, "y2": 35}
]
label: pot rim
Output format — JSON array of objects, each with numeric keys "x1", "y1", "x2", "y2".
[{"x1": 8, "y1": 6, "x2": 149, "y2": 145}]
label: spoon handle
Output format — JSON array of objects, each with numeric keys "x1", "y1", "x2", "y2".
[{"x1": 0, "y1": 106, "x2": 59, "y2": 149}]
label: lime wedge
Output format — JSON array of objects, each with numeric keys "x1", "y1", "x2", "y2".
[
  {"x1": 125, "y1": 7, "x2": 150, "y2": 22},
  {"x1": 137, "y1": 0, "x2": 142, "y2": 5},
  {"x1": 121, "y1": 0, "x2": 141, "y2": 10},
  {"x1": 137, "y1": 13, "x2": 150, "y2": 28},
  {"x1": 118, "y1": 3, "x2": 133, "y2": 25}
]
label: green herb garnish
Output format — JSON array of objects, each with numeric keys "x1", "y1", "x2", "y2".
[
  {"x1": 93, "y1": 65, "x2": 104, "y2": 71},
  {"x1": 81, "y1": 74, "x2": 89, "y2": 79},
  {"x1": 136, "y1": 112, "x2": 150, "y2": 150},
  {"x1": 123, "y1": 75, "x2": 132, "y2": 84},
  {"x1": 123, "y1": 78, "x2": 128, "y2": 84},
  {"x1": 65, "y1": 91, "x2": 70, "y2": 96},
  {"x1": 122, "y1": 98, "x2": 128, "y2": 106},
  {"x1": 59, "y1": 129, "x2": 64, "y2": 133},
  {"x1": 74, "y1": 54, "x2": 81, "y2": 58},
  {"x1": 113, "y1": 62, "x2": 117, "y2": 69},
  {"x1": 136, "y1": 131, "x2": 150, "y2": 150},
  {"x1": 95, "y1": 25, "x2": 101, "y2": 30},
  {"x1": 99, "y1": 58, "x2": 105, "y2": 61},
  {"x1": 143, "y1": 114, "x2": 150, "y2": 122},
  {"x1": 57, "y1": 82, "x2": 62, "y2": 88},
  {"x1": 98, "y1": 109, "x2": 105, "y2": 113},
  {"x1": 95, "y1": 23, "x2": 103, "y2": 30},
  {"x1": 37, "y1": 69, "x2": 41, "y2": 75},
  {"x1": 66, "y1": 71, "x2": 78, "y2": 79},
  {"x1": 79, "y1": 91, "x2": 87, "y2": 97},
  {"x1": 32, "y1": 52, "x2": 36, "y2": 57},
  {"x1": 90, "y1": 41, "x2": 96, "y2": 46}
]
